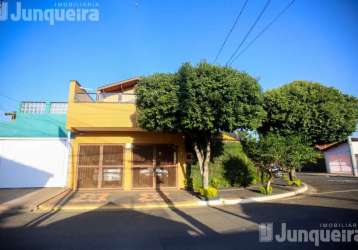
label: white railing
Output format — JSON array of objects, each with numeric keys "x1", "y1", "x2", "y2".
[{"x1": 75, "y1": 92, "x2": 136, "y2": 103}]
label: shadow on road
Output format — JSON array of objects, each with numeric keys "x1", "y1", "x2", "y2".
[{"x1": 0, "y1": 201, "x2": 357, "y2": 249}]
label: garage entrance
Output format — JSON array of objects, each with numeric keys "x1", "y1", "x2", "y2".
[
  {"x1": 132, "y1": 144, "x2": 177, "y2": 189},
  {"x1": 77, "y1": 144, "x2": 124, "y2": 189}
]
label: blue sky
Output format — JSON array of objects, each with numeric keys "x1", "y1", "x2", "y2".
[{"x1": 0, "y1": 0, "x2": 358, "y2": 120}]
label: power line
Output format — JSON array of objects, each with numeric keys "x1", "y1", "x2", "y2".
[
  {"x1": 0, "y1": 92, "x2": 20, "y2": 103},
  {"x1": 213, "y1": 0, "x2": 249, "y2": 63},
  {"x1": 226, "y1": 0, "x2": 271, "y2": 66},
  {"x1": 230, "y1": 0, "x2": 296, "y2": 64}
]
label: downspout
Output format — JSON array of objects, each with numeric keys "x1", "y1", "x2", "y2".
[
  {"x1": 348, "y1": 136, "x2": 357, "y2": 176},
  {"x1": 65, "y1": 131, "x2": 72, "y2": 188}
]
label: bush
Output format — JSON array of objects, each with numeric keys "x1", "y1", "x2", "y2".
[
  {"x1": 287, "y1": 178, "x2": 302, "y2": 187},
  {"x1": 186, "y1": 142, "x2": 258, "y2": 190},
  {"x1": 199, "y1": 186, "x2": 218, "y2": 199},
  {"x1": 259, "y1": 185, "x2": 273, "y2": 195},
  {"x1": 223, "y1": 155, "x2": 256, "y2": 187},
  {"x1": 210, "y1": 177, "x2": 221, "y2": 189}
]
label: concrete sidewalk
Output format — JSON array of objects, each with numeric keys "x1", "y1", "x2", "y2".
[
  {"x1": 0, "y1": 187, "x2": 68, "y2": 214},
  {"x1": 299, "y1": 172, "x2": 358, "y2": 178},
  {"x1": 37, "y1": 182, "x2": 305, "y2": 211}
]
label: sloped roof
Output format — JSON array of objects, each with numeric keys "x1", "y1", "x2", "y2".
[
  {"x1": 315, "y1": 137, "x2": 358, "y2": 151},
  {"x1": 315, "y1": 141, "x2": 344, "y2": 151},
  {"x1": 97, "y1": 77, "x2": 140, "y2": 93}
]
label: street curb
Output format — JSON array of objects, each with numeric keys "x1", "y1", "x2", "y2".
[
  {"x1": 37, "y1": 184, "x2": 308, "y2": 212},
  {"x1": 34, "y1": 188, "x2": 72, "y2": 211},
  {"x1": 0, "y1": 188, "x2": 71, "y2": 214},
  {"x1": 219, "y1": 183, "x2": 308, "y2": 205}
]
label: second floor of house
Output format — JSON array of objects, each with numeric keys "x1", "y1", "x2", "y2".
[
  {"x1": 66, "y1": 77, "x2": 141, "y2": 131},
  {"x1": 0, "y1": 101, "x2": 67, "y2": 137}
]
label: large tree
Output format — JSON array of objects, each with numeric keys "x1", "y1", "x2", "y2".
[
  {"x1": 242, "y1": 133, "x2": 286, "y2": 193},
  {"x1": 260, "y1": 81, "x2": 358, "y2": 145},
  {"x1": 281, "y1": 135, "x2": 319, "y2": 181},
  {"x1": 136, "y1": 62, "x2": 266, "y2": 189}
]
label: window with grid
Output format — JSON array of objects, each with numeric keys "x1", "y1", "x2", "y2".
[
  {"x1": 102, "y1": 145, "x2": 124, "y2": 188},
  {"x1": 133, "y1": 145, "x2": 154, "y2": 166},
  {"x1": 78, "y1": 145, "x2": 100, "y2": 188},
  {"x1": 157, "y1": 145, "x2": 176, "y2": 166},
  {"x1": 20, "y1": 102, "x2": 46, "y2": 114},
  {"x1": 50, "y1": 102, "x2": 67, "y2": 114}
]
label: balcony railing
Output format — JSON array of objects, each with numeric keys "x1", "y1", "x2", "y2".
[
  {"x1": 20, "y1": 102, "x2": 67, "y2": 114},
  {"x1": 75, "y1": 92, "x2": 136, "y2": 104}
]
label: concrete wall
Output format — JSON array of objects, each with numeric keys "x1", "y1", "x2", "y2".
[
  {"x1": 0, "y1": 138, "x2": 69, "y2": 188},
  {"x1": 324, "y1": 143, "x2": 353, "y2": 175},
  {"x1": 351, "y1": 141, "x2": 358, "y2": 155}
]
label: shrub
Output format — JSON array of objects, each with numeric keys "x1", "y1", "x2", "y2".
[
  {"x1": 199, "y1": 186, "x2": 218, "y2": 199},
  {"x1": 186, "y1": 142, "x2": 258, "y2": 190},
  {"x1": 259, "y1": 185, "x2": 273, "y2": 195},
  {"x1": 223, "y1": 155, "x2": 256, "y2": 187},
  {"x1": 288, "y1": 178, "x2": 302, "y2": 187},
  {"x1": 210, "y1": 177, "x2": 221, "y2": 189}
]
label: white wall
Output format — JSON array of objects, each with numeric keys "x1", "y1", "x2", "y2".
[
  {"x1": 351, "y1": 141, "x2": 358, "y2": 155},
  {"x1": 324, "y1": 143, "x2": 353, "y2": 175},
  {"x1": 0, "y1": 138, "x2": 69, "y2": 188}
]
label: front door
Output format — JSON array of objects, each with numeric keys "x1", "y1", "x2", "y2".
[
  {"x1": 77, "y1": 144, "x2": 124, "y2": 189},
  {"x1": 132, "y1": 144, "x2": 177, "y2": 189}
]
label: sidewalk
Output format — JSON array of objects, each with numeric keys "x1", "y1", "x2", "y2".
[
  {"x1": 37, "y1": 181, "x2": 306, "y2": 211},
  {"x1": 0, "y1": 187, "x2": 68, "y2": 214},
  {"x1": 299, "y1": 172, "x2": 358, "y2": 178}
]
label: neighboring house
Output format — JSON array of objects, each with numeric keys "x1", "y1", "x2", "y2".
[
  {"x1": 0, "y1": 102, "x2": 69, "y2": 188},
  {"x1": 66, "y1": 78, "x2": 186, "y2": 190},
  {"x1": 317, "y1": 137, "x2": 358, "y2": 176}
]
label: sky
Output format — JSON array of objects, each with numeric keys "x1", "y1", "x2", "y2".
[{"x1": 0, "y1": 0, "x2": 358, "y2": 121}]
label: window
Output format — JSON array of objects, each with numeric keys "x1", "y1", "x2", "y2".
[
  {"x1": 132, "y1": 144, "x2": 177, "y2": 188},
  {"x1": 50, "y1": 102, "x2": 67, "y2": 114},
  {"x1": 133, "y1": 145, "x2": 154, "y2": 166},
  {"x1": 20, "y1": 102, "x2": 46, "y2": 114},
  {"x1": 78, "y1": 145, "x2": 100, "y2": 166},
  {"x1": 77, "y1": 145, "x2": 124, "y2": 189}
]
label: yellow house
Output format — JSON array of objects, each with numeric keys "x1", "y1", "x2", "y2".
[{"x1": 66, "y1": 78, "x2": 186, "y2": 190}]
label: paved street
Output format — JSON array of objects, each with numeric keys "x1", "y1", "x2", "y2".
[{"x1": 1, "y1": 174, "x2": 358, "y2": 249}]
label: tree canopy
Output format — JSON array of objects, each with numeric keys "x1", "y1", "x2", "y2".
[
  {"x1": 177, "y1": 62, "x2": 266, "y2": 135},
  {"x1": 136, "y1": 62, "x2": 266, "y2": 189},
  {"x1": 260, "y1": 81, "x2": 358, "y2": 145},
  {"x1": 136, "y1": 73, "x2": 179, "y2": 131}
]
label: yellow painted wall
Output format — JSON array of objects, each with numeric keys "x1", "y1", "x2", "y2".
[
  {"x1": 66, "y1": 81, "x2": 138, "y2": 130},
  {"x1": 67, "y1": 131, "x2": 186, "y2": 190}
]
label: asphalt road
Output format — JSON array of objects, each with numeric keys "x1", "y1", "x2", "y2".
[{"x1": 1, "y1": 174, "x2": 358, "y2": 250}]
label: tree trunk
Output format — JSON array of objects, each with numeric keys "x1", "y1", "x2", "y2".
[
  {"x1": 266, "y1": 174, "x2": 273, "y2": 192},
  {"x1": 203, "y1": 140, "x2": 211, "y2": 189},
  {"x1": 192, "y1": 138, "x2": 211, "y2": 189},
  {"x1": 260, "y1": 170, "x2": 265, "y2": 184},
  {"x1": 288, "y1": 168, "x2": 296, "y2": 181},
  {"x1": 203, "y1": 161, "x2": 209, "y2": 189},
  {"x1": 193, "y1": 142, "x2": 204, "y2": 176}
]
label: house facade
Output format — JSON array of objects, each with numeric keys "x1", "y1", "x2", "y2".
[
  {"x1": 0, "y1": 102, "x2": 69, "y2": 188},
  {"x1": 319, "y1": 137, "x2": 358, "y2": 176},
  {"x1": 66, "y1": 78, "x2": 186, "y2": 190}
]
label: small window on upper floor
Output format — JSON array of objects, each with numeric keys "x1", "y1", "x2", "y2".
[
  {"x1": 20, "y1": 102, "x2": 46, "y2": 114},
  {"x1": 50, "y1": 102, "x2": 68, "y2": 114}
]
